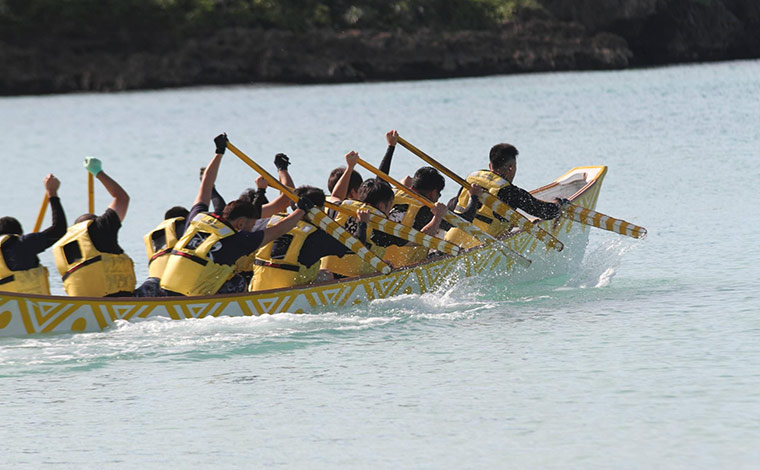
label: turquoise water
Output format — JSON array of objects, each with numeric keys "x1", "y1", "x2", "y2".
[{"x1": 1, "y1": 60, "x2": 760, "y2": 468}]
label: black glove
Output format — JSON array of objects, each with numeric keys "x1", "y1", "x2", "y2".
[
  {"x1": 274, "y1": 153, "x2": 290, "y2": 171},
  {"x1": 214, "y1": 133, "x2": 228, "y2": 154},
  {"x1": 296, "y1": 197, "x2": 314, "y2": 212}
]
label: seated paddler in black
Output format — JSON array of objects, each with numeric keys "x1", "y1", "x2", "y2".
[
  {"x1": 159, "y1": 133, "x2": 310, "y2": 296},
  {"x1": 52, "y1": 158, "x2": 136, "y2": 297},
  {"x1": 446, "y1": 143, "x2": 568, "y2": 247},
  {"x1": 0, "y1": 174, "x2": 67, "y2": 295}
]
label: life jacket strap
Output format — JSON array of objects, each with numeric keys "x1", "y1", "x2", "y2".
[
  {"x1": 0, "y1": 274, "x2": 15, "y2": 285},
  {"x1": 253, "y1": 258, "x2": 300, "y2": 272},
  {"x1": 62, "y1": 255, "x2": 102, "y2": 281},
  {"x1": 170, "y1": 249, "x2": 208, "y2": 266},
  {"x1": 148, "y1": 248, "x2": 171, "y2": 264}
]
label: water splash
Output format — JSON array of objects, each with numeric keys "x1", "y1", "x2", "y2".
[{"x1": 566, "y1": 236, "x2": 639, "y2": 289}]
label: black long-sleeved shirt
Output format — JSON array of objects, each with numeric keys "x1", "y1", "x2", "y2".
[
  {"x1": 448, "y1": 184, "x2": 560, "y2": 223},
  {"x1": 378, "y1": 145, "x2": 395, "y2": 174},
  {"x1": 1, "y1": 196, "x2": 67, "y2": 270}
]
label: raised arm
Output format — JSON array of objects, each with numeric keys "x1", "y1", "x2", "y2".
[
  {"x1": 41, "y1": 174, "x2": 67, "y2": 245},
  {"x1": 378, "y1": 129, "x2": 398, "y2": 174},
  {"x1": 330, "y1": 151, "x2": 359, "y2": 201},
  {"x1": 274, "y1": 153, "x2": 294, "y2": 188},
  {"x1": 195, "y1": 134, "x2": 228, "y2": 207},
  {"x1": 84, "y1": 157, "x2": 130, "y2": 222},
  {"x1": 262, "y1": 153, "x2": 296, "y2": 215}
]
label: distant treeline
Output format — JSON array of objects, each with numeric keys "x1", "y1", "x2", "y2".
[{"x1": 0, "y1": 0, "x2": 540, "y2": 47}]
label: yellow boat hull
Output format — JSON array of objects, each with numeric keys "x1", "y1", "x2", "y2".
[{"x1": 0, "y1": 166, "x2": 607, "y2": 337}]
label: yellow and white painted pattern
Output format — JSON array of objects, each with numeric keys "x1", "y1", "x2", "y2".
[
  {"x1": 563, "y1": 204, "x2": 647, "y2": 239},
  {"x1": 0, "y1": 167, "x2": 609, "y2": 337}
]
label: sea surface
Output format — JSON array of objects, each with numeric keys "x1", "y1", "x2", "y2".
[{"x1": 1, "y1": 60, "x2": 759, "y2": 469}]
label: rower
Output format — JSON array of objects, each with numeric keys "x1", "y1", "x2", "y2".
[
  {"x1": 159, "y1": 134, "x2": 309, "y2": 296},
  {"x1": 445, "y1": 143, "x2": 567, "y2": 247},
  {"x1": 250, "y1": 186, "x2": 357, "y2": 292},
  {"x1": 383, "y1": 167, "x2": 450, "y2": 267},
  {"x1": 327, "y1": 151, "x2": 363, "y2": 203},
  {"x1": 321, "y1": 178, "x2": 409, "y2": 278},
  {"x1": 0, "y1": 174, "x2": 66, "y2": 295},
  {"x1": 134, "y1": 206, "x2": 188, "y2": 297},
  {"x1": 52, "y1": 158, "x2": 136, "y2": 297},
  {"x1": 224, "y1": 153, "x2": 296, "y2": 284}
]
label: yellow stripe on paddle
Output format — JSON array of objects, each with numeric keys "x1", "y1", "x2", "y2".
[
  {"x1": 355, "y1": 157, "x2": 531, "y2": 268},
  {"x1": 324, "y1": 201, "x2": 460, "y2": 256},
  {"x1": 562, "y1": 204, "x2": 647, "y2": 239},
  {"x1": 397, "y1": 136, "x2": 564, "y2": 252},
  {"x1": 87, "y1": 173, "x2": 95, "y2": 214},
  {"x1": 225, "y1": 140, "x2": 392, "y2": 275},
  {"x1": 32, "y1": 194, "x2": 49, "y2": 233}
]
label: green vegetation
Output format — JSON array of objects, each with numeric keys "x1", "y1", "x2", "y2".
[{"x1": 0, "y1": 0, "x2": 544, "y2": 47}]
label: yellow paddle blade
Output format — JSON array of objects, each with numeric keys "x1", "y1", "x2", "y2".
[
  {"x1": 479, "y1": 193, "x2": 564, "y2": 252},
  {"x1": 563, "y1": 204, "x2": 647, "y2": 239},
  {"x1": 325, "y1": 202, "x2": 460, "y2": 256},
  {"x1": 307, "y1": 209, "x2": 392, "y2": 274},
  {"x1": 441, "y1": 213, "x2": 532, "y2": 268}
]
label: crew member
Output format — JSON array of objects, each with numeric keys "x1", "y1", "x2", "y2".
[
  {"x1": 446, "y1": 143, "x2": 566, "y2": 247},
  {"x1": 326, "y1": 130, "x2": 398, "y2": 203},
  {"x1": 0, "y1": 174, "x2": 66, "y2": 294},
  {"x1": 52, "y1": 158, "x2": 136, "y2": 297},
  {"x1": 321, "y1": 178, "x2": 408, "y2": 278},
  {"x1": 232, "y1": 153, "x2": 297, "y2": 283},
  {"x1": 250, "y1": 186, "x2": 357, "y2": 291},
  {"x1": 327, "y1": 150, "x2": 363, "y2": 203},
  {"x1": 159, "y1": 134, "x2": 309, "y2": 296},
  {"x1": 384, "y1": 167, "x2": 450, "y2": 267},
  {"x1": 134, "y1": 206, "x2": 188, "y2": 297}
]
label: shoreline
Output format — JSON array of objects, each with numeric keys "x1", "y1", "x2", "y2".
[{"x1": 3, "y1": 2, "x2": 759, "y2": 97}]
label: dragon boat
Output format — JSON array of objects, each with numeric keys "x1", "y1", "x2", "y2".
[{"x1": 0, "y1": 165, "x2": 609, "y2": 337}]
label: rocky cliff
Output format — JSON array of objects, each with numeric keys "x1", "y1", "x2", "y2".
[{"x1": 1, "y1": 0, "x2": 758, "y2": 95}]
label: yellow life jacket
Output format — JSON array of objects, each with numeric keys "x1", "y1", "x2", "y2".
[
  {"x1": 249, "y1": 215, "x2": 320, "y2": 291},
  {"x1": 52, "y1": 221, "x2": 136, "y2": 297},
  {"x1": 159, "y1": 213, "x2": 237, "y2": 296},
  {"x1": 234, "y1": 253, "x2": 256, "y2": 275},
  {"x1": 320, "y1": 199, "x2": 387, "y2": 278},
  {"x1": 445, "y1": 170, "x2": 512, "y2": 248},
  {"x1": 383, "y1": 190, "x2": 430, "y2": 267},
  {"x1": 143, "y1": 217, "x2": 184, "y2": 279},
  {"x1": 0, "y1": 234, "x2": 51, "y2": 295}
]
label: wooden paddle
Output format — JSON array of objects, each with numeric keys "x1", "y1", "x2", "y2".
[
  {"x1": 562, "y1": 204, "x2": 647, "y2": 239},
  {"x1": 32, "y1": 194, "x2": 49, "y2": 233},
  {"x1": 225, "y1": 140, "x2": 391, "y2": 274},
  {"x1": 87, "y1": 172, "x2": 95, "y2": 214},
  {"x1": 355, "y1": 157, "x2": 531, "y2": 268},
  {"x1": 323, "y1": 201, "x2": 460, "y2": 257},
  {"x1": 397, "y1": 136, "x2": 564, "y2": 252}
]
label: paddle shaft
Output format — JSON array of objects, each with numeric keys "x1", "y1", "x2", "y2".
[
  {"x1": 396, "y1": 136, "x2": 563, "y2": 252},
  {"x1": 87, "y1": 173, "x2": 95, "y2": 214},
  {"x1": 355, "y1": 157, "x2": 531, "y2": 267},
  {"x1": 225, "y1": 141, "x2": 391, "y2": 274},
  {"x1": 32, "y1": 194, "x2": 49, "y2": 233}
]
